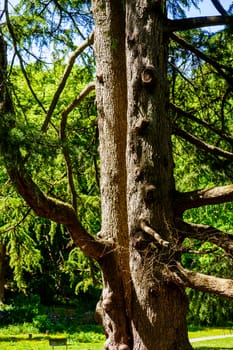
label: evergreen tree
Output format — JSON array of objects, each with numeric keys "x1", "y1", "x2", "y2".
[{"x1": 0, "y1": 0, "x2": 233, "y2": 349}]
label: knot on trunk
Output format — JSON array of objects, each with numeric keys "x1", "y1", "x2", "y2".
[{"x1": 141, "y1": 65, "x2": 156, "y2": 86}]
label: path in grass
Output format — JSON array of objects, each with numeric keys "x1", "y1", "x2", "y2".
[{"x1": 190, "y1": 334, "x2": 233, "y2": 343}]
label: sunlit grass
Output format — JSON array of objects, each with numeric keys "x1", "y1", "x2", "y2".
[
  {"x1": 192, "y1": 337, "x2": 233, "y2": 349},
  {"x1": 189, "y1": 327, "x2": 233, "y2": 339},
  {"x1": 0, "y1": 325, "x2": 233, "y2": 349}
]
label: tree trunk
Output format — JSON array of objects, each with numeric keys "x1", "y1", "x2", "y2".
[
  {"x1": 92, "y1": 0, "x2": 192, "y2": 349},
  {"x1": 125, "y1": 1, "x2": 192, "y2": 349},
  {"x1": 92, "y1": 1, "x2": 132, "y2": 348}
]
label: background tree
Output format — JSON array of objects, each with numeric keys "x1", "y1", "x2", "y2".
[
  {"x1": 1, "y1": 0, "x2": 233, "y2": 349},
  {"x1": 0, "y1": 59, "x2": 101, "y2": 303}
]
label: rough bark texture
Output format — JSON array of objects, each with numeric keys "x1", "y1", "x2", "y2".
[
  {"x1": 92, "y1": 1, "x2": 131, "y2": 348},
  {"x1": 125, "y1": 1, "x2": 192, "y2": 349},
  {"x1": 92, "y1": 0, "x2": 192, "y2": 349}
]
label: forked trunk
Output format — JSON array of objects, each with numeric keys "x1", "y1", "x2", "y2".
[{"x1": 93, "y1": 1, "x2": 192, "y2": 349}]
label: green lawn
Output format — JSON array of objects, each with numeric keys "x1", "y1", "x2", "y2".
[
  {"x1": 189, "y1": 327, "x2": 233, "y2": 349},
  {"x1": 0, "y1": 340, "x2": 104, "y2": 350},
  {"x1": 189, "y1": 327, "x2": 233, "y2": 338},
  {"x1": 0, "y1": 327, "x2": 232, "y2": 349},
  {"x1": 192, "y1": 337, "x2": 233, "y2": 349}
]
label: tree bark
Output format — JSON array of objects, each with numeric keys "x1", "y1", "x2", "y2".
[
  {"x1": 92, "y1": 1, "x2": 131, "y2": 348},
  {"x1": 125, "y1": 1, "x2": 192, "y2": 349},
  {"x1": 92, "y1": 0, "x2": 192, "y2": 348}
]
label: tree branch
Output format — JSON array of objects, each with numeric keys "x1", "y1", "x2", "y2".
[
  {"x1": 170, "y1": 103, "x2": 233, "y2": 145},
  {"x1": 140, "y1": 220, "x2": 170, "y2": 247},
  {"x1": 168, "y1": 263, "x2": 233, "y2": 299},
  {"x1": 0, "y1": 31, "x2": 107, "y2": 261},
  {"x1": 211, "y1": 0, "x2": 228, "y2": 16},
  {"x1": 4, "y1": 146, "x2": 108, "y2": 259},
  {"x1": 173, "y1": 126, "x2": 233, "y2": 160},
  {"x1": 176, "y1": 220, "x2": 233, "y2": 255},
  {"x1": 166, "y1": 15, "x2": 233, "y2": 32},
  {"x1": 41, "y1": 31, "x2": 94, "y2": 132},
  {"x1": 59, "y1": 82, "x2": 95, "y2": 212},
  {"x1": 60, "y1": 81, "x2": 95, "y2": 118},
  {"x1": 174, "y1": 184, "x2": 233, "y2": 214},
  {"x1": 4, "y1": 0, "x2": 47, "y2": 114},
  {"x1": 170, "y1": 33, "x2": 233, "y2": 87}
]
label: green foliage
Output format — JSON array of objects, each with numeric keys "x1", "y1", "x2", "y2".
[
  {"x1": 0, "y1": 294, "x2": 41, "y2": 326},
  {"x1": 0, "y1": 57, "x2": 101, "y2": 302},
  {"x1": 171, "y1": 26, "x2": 233, "y2": 326},
  {"x1": 63, "y1": 248, "x2": 101, "y2": 295},
  {"x1": 5, "y1": 0, "x2": 93, "y2": 64},
  {"x1": 32, "y1": 314, "x2": 56, "y2": 333}
]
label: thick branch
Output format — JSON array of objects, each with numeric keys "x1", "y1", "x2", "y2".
[
  {"x1": 167, "y1": 15, "x2": 233, "y2": 32},
  {"x1": 177, "y1": 220, "x2": 233, "y2": 255},
  {"x1": 174, "y1": 184, "x2": 233, "y2": 214},
  {"x1": 169, "y1": 263, "x2": 233, "y2": 299},
  {"x1": 4, "y1": 155, "x2": 107, "y2": 259},
  {"x1": 41, "y1": 31, "x2": 94, "y2": 132},
  {"x1": 174, "y1": 126, "x2": 233, "y2": 160}
]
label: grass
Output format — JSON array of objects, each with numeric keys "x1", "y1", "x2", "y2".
[
  {"x1": 192, "y1": 337, "x2": 233, "y2": 349},
  {"x1": 189, "y1": 327, "x2": 233, "y2": 349},
  {"x1": 0, "y1": 339, "x2": 104, "y2": 350},
  {"x1": 0, "y1": 325, "x2": 232, "y2": 349},
  {"x1": 189, "y1": 327, "x2": 233, "y2": 338},
  {"x1": 189, "y1": 327, "x2": 233, "y2": 350},
  {"x1": 0, "y1": 324, "x2": 105, "y2": 350}
]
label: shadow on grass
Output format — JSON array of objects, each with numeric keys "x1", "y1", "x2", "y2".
[{"x1": 0, "y1": 336, "x2": 49, "y2": 342}]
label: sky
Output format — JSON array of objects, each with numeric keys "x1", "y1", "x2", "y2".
[
  {"x1": 187, "y1": 0, "x2": 233, "y2": 31},
  {"x1": 188, "y1": 0, "x2": 232, "y2": 16},
  {"x1": 4, "y1": 0, "x2": 233, "y2": 18}
]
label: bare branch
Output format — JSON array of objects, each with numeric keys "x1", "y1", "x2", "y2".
[
  {"x1": 177, "y1": 220, "x2": 233, "y2": 255},
  {"x1": 211, "y1": 0, "x2": 228, "y2": 16},
  {"x1": 174, "y1": 184, "x2": 233, "y2": 214},
  {"x1": 174, "y1": 126, "x2": 233, "y2": 160},
  {"x1": 168, "y1": 263, "x2": 233, "y2": 299},
  {"x1": 170, "y1": 33, "x2": 233, "y2": 87},
  {"x1": 61, "y1": 81, "x2": 95, "y2": 118},
  {"x1": 140, "y1": 220, "x2": 169, "y2": 247},
  {"x1": 170, "y1": 103, "x2": 233, "y2": 145},
  {"x1": 4, "y1": 0, "x2": 47, "y2": 114},
  {"x1": 0, "y1": 207, "x2": 31, "y2": 234},
  {"x1": 166, "y1": 15, "x2": 233, "y2": 32},
  {"x1": 59, "y1": 82, "x2": 95, "y2": 212},
  {"x1": 181, "y1": 247, "x2": 220, "y2": 255},
  {"x1": 41, "y1": 31, "x2": 94, "y2": 132}
]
